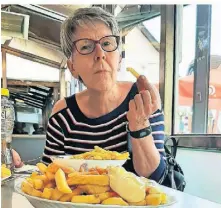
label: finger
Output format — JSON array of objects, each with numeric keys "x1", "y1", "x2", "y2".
[
  {"x1": 140, "y1": 90, "x2": 152, "y2": 116},
  {"x1": 137, "y1": 75, "x2": 158, "y2": 103},
  {"x1": 15, "y1": 161, "x2": 24, "y2": 168},
  {"x1": 150, "y1": 84, "x2": 159, "y2": 104},
  {"x1": 127, "y1": 100, "x2": 136, "y2": 121},
  {"x1": 134, "y1": 94, "x2": 145, "y2": 115},
  {"x1": 129, "y1": 99, "x2": 136, "y2": 111}
]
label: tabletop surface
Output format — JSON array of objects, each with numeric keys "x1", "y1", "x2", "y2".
[{"x1": 1, "y1": 174, "x2": 221, "y2": 208}]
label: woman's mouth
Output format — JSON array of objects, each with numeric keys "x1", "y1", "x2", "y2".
[{"x1": 95, "y1": 70, "x2": 109, "y2": 74}]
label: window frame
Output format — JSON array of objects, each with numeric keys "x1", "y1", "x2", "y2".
[{"x1": 160, "y1": 5, "x2": 221, "y2": 150}]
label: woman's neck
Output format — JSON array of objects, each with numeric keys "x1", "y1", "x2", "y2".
[{"x1": 80, "y1": 83, "x2": 123, "y2": 118}]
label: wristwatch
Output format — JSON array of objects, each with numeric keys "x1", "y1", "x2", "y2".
[{"x1": 126, "y1": 122, "x2": 152, "y2": 139}]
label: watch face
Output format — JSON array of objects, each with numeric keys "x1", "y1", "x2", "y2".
[
  {"x1": 139, "y1": 131, "x2": 147, "y2": 137},
  {"x1": 130, "y1": 126, "x2": 152, "y2": 139}
]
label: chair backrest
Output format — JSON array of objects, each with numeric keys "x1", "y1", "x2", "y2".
[{"x1": 164, "y1": 136, "x2": 178, "y2": 158}]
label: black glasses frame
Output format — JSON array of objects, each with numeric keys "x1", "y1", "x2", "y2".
[{"x1": 72, "y1": 35, "x2": 120, "y2": 55}]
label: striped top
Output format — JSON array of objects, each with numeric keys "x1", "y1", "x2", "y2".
[{"x1": 42, "y1": 83, "x2": 166, "y2": 182}]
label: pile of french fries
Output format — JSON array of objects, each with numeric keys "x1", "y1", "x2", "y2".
[
  {"x1": 71, "y1": 146, "x2": 130, "y2": 160},
  {"x1": 1, "y1": 164, "x2": 11, "y2": 179},
  {"x1": 21, "y1": 162, "x2": 168, "y2": 206}
]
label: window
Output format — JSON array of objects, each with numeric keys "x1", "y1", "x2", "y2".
[
  {"x1": 174, "y1": 5, "x2": 221, "y2": 134},
  {"x1": 5, "y1": 54, "x2": 60, "y2": 135},
  {"x1": 118, "y1": 14, "x2": 161, "y2": 91}
]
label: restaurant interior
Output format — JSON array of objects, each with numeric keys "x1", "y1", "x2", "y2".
[{"x1": 1, "y1": 4, "x2": 221, "y2": 208}]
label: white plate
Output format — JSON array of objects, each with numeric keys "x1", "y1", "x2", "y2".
[
  {"x1": 1, "y1": 175, "x2": 11, "y2": 182},
  {"x1": 14, "y1": 165, "x2": 39, "y2": 173},
  {"x1": 50, "y1": 155, "x2": 127, "y2": 170},
  {"x1": 14, "y1": 178, "x2": 177, "y2": 208}
]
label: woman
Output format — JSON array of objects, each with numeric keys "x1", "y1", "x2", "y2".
[{"x1": 42, "y1": 7, "x2": 166, "y2": 183}]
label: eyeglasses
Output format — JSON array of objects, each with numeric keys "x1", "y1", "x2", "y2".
[{"x1": 72, "y1": 35, "x2": 120, "y2": 55}]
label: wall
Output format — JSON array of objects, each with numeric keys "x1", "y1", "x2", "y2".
[
  {"x1": 12, "y1": 136, "x2": 45, "y2": 163},
  {"x1": 176, "y1": 148, "x2": 221, "y2": 204},
  {"x1": 118, "y1": 27, "x2": 160, "y2": 83}
]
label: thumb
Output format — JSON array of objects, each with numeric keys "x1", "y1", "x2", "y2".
[{"x1": 136, "y1": 75, "x2": 151, "y2": 92}]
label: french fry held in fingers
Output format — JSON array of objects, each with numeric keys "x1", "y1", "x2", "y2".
[
  {"x1": 126, "y1": 67, "x2": 148, "y2": 92},
  {"x1": 67, "y1": 174, "x2": 109, "y2": 186},
  {"x1": 126, "y1": 67, "x2": 140, "y2": 79},
  {"x1": 55, "y1": 168, "x2": 72, "y2": 194}
]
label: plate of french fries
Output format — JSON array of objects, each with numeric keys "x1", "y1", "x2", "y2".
[
  {"x1": 1, "y1": 164, "x2": 12, "y2": 182},
  {"x1": 15, "y1": 161, "x2": 177, "y2": 208},
  {"x1": 50, "y1": 146, "x2": 129, "y2": 170}
]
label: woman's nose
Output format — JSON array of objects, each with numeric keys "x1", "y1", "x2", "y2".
[{"x1": 94, "y1": 44, "x2": 106, "y2": 61}]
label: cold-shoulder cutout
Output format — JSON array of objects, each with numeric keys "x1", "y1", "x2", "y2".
[{"x1": 51, "y1": 99, "x2": 67, "y2": 116}]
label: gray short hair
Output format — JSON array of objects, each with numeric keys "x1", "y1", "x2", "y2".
[{"x1": 60, "y1": 7, "x2": 121, "y2": 59}]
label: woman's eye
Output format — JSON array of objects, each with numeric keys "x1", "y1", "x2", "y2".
[
  {"x1": 102, "y1": 41, "x2": 111, "y2": 46},
  {"x1": 81, "y1": 45, "x2": 91, "y2": 50}
]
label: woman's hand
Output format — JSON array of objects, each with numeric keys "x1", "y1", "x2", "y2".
[
  {"x1": 127, "y1": 75, "x2": 161, "y2": 131},
  {"x1": 12, "y1": 149, "x2": 24, "y2": 168}
]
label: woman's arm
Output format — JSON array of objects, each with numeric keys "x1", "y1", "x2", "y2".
[
  {"x1": 130, "y1": 110, "x2": 166, "y2": 181},
  {"x1": 127, "y1": 76, "x2": 166, "y2": 181}
]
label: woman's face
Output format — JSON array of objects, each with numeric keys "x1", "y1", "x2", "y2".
[{"x1": 68, "y1": 21, "x2": 121, "y2": 92}]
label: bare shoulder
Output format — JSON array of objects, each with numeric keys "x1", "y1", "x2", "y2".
[{"x1": 51, "y1": 99, "x2": 67, "y2": 116}]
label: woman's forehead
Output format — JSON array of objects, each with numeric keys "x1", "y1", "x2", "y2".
[{"x1": 73, "y1": 20, "x2": 112, "y2": 40}]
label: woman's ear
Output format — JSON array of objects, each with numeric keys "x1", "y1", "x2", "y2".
[{"x1": 67, "y1": 58, "x2": 78, "y2": 79}]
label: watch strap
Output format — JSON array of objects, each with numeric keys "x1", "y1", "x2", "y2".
[{"x1": 126, "y1": 123, "x2": 152, "y2": 139}]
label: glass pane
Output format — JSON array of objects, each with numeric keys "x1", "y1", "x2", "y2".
[
  {"x1": 6, "y1": 53, "x2": 59, "y2": 81},
  {"x1": 208, "y1": 5, "x2": 221, "y2": 134},
  {"x1": 174, "y1": 5, "x2": 196, "y2": 134},
  {"x1": 174, "y1": 5, "x2": 221, "y2": 134},
  {"x1": 5, "y1": 54, "x2": 63, "y2": 135}
]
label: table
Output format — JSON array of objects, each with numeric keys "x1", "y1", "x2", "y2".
[{"x1": 1, "y1": 175, "x2": 221, "y2": 208}]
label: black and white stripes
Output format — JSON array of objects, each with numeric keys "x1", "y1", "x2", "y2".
[
  {"x1": 42, "y1": 83, "x2": 166, "y2": 172},
  {"x1": 42, "y1": 107, "x2": 165, "y2": 165}
]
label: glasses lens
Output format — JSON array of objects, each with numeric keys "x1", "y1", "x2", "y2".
[
  {"x1": 100, "y1": 36, "x2": 118, "y2": 52},
  {"x1": 75, "y1": 39, "x2": 95, "y2": 55}
]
